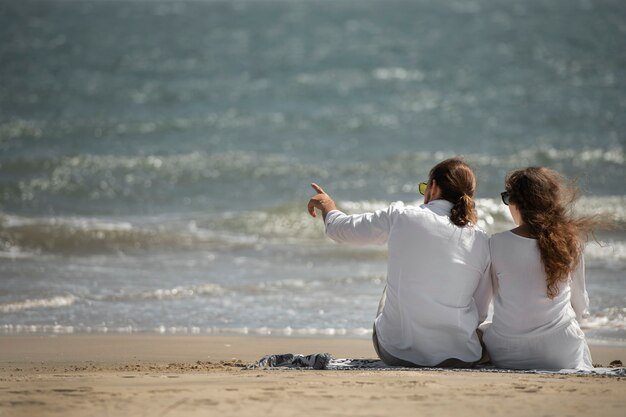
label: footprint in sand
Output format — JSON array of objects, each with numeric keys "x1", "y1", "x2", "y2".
[{"x1": 512, "y1": 383, "x2": 542, "y2": 393}]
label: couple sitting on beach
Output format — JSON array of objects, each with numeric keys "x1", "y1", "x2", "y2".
[{"x1": 308, "y1": 158, "x2": 600, "y2": 370}]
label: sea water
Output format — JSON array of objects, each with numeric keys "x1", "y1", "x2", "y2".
[{"x1": 1, "y1": 0, "x2": 624, "y2": 344}]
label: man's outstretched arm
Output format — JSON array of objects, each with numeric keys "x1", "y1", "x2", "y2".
[{"x1": 307, "y1": 183, "x2": 393, "y2": 245}]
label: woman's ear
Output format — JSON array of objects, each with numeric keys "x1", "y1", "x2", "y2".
[{"x1": 509, "y1": 203, "x2": 522, "y2": 226}]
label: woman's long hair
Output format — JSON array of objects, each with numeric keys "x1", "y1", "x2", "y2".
[
  {"x1": 505, "y1": 167, "x2": 605, "y2": 298},
  {"x1": 429, "y1": 158, "x2": 477, "y2": 227}
]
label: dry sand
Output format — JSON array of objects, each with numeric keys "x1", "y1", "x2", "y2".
[{"x1": 1, "y1": 335, "x2": 625, "y2": 417}]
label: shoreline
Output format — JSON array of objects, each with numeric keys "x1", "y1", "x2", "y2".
[{"x1": 2, "y1": 335, "x2": 625, "y2": 417}]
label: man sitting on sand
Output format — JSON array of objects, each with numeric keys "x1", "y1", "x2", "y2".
[{"x1": 308, "y1": 158, "x2": 491, "y2": 367}]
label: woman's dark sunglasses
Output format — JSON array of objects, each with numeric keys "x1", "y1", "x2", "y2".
[
  {"x1": 501, "y1": 191, "x2": 510, "y2": 206},
  {"x1": 418, "y1": 182, "x2": 428, "y2": 195}
]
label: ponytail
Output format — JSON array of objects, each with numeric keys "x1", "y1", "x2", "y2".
[{"x1": 450, "y1": 194, "x2": 477, "y2": 227}]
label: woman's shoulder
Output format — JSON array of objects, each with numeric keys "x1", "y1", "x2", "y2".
[
  {"x1": 490, "y1": 230, "x2": 511, "y2": 240},
  {"x1": 491, "y1": 229, "x2": 539, "y2": 241},
  {"x1": 489, "y1": 230, "x2": 539, "y2": 253},
  {"x1": 489, "y1": 230, "x2": 516, "y2": 246}
]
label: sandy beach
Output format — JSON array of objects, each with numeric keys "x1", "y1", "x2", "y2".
[
  {"x1": 1, "y1": 335, "x2": 624, "y2": 417},
  {"x1": 2, "y1": 2, "x2": 625, "y2": 417}
]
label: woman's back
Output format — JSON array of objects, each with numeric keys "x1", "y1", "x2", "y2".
[{"x1": 489, "y1": 231, "x2": 580, "y2": 337}]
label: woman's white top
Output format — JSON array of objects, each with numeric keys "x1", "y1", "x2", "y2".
[
  {"x1": 484, "y1": 230, "x2": 592, "y2": 370},
  {"x1": 324, "y1": 199, "x2": 491, "y2": 366}
]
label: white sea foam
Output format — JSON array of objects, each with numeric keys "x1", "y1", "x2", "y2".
[
  {"x1": 373, "y1": 67, "x2": 425, "y2": 81},
  {"x1": 0, "y1": 295, "x2": 77, "y2": 313},
  {"x1": 523, "y1": 146, "x2": 624, "y2": 165},
  {"x1": 576, "y1": 196, "x2": 626, "y2": 222},
  {"x1": 2, "y1": 321, "x2": 624, "y2": 345},
  {"x1": 94, "y1": 283, "x2": 228, "y2": 303},
  {"x1": 581, "y1": 312, "x2": 626, "y2": 334},
  {"x1": 0, "y1": 246, "x2": 38, "y2": 259},
  {"x1": 0, "y1": 324, "x2": 376, "y2": 337},
  {"x1": 137, "y1": 284, "x2": 227, "y2": 301},
  {"x1": 584, "y1": 241, "x2": 626, "y2": 267},
  {"x1": 0, "y1": 211, "x2": 260, "y2": 255}
]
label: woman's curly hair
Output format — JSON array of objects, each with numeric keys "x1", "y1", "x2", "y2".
[{"x1": 505, "y1": 167, "x2": 608, "y2": 298}]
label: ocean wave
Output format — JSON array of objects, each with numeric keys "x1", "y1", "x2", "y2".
[
  {"x1": 138, "y1": 283, "x2": 227, "y2": 300},
  {"x1": 1, "y1": 194, "x2": 624, "y2": 257},
  {"x1": 249, "y1": 274, "x2": 386, "y2": 291},
  {"x1": 0, "y1": 145, "x2": 622, "y2": 206},
  {"x1": 377, "y1": 146, "x2": 624, "y2": 171},
  {"x1": 582, "y1": 308, "x2": 626, "y2": 330},
  {"x1": 97, "y1": 283, "x2": 227, "y2": 302},
  {"x1": 0, "y1": 295, "x2": 77, "y2": 313},
  {"x1": 584, "y1": 241, "x2": 626, "y2": 267},
  {"x1": 0, "y1": 246, "x2": 38, "y2": 259},
  {"x1": 2, "y1": 321, "x2": 625, "y2": 342},
  {"x1": 0, "y1": 284, "x2": 228, "y2": 316},
  {"x1": 1, "y1": 150, "x2": 307, "y2": 206},
  {"x1": 373, "y1": 67, "x2": 426, "y2": 81},
  {"x1": 0, "y1": 323, "x2": 374, "y2": 337},
  {"x1": 0, "y1": 110, "x2": 292, "y2": 142},
  {"x1": 365, "y1": 147, "x2": 625, "y2": 198},
  {"x1": 0, "y1": 212, "x2": 256, "y2": 255}
]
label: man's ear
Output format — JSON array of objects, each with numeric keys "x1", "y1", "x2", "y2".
[{"x1": 430, "y1": 179, "x2": 441, "y2": 200}]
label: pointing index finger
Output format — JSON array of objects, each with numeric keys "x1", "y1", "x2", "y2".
[{"x1": 311, "y1": 183, "x2": 326, "y2": 195}]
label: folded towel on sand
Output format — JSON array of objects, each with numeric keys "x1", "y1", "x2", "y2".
[{"x1": 248, "y1": 353, "x2": 626, "y2": 376}]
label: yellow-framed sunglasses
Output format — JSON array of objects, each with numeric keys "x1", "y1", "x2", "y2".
[{"x1": 418, "y1": 182, "x2": 428, "y2": 195}]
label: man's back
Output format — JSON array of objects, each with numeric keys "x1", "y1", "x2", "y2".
[{"x1": 325, "y1": 199, "x2": 491, "y2": 366}]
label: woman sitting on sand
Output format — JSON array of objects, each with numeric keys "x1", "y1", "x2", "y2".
[
  {"x1": 308, "y1": 158, "x2": 491, "y2": 367},
  {"x1": 484, "y1": 167, "x2": 601, "y2": 370}
]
